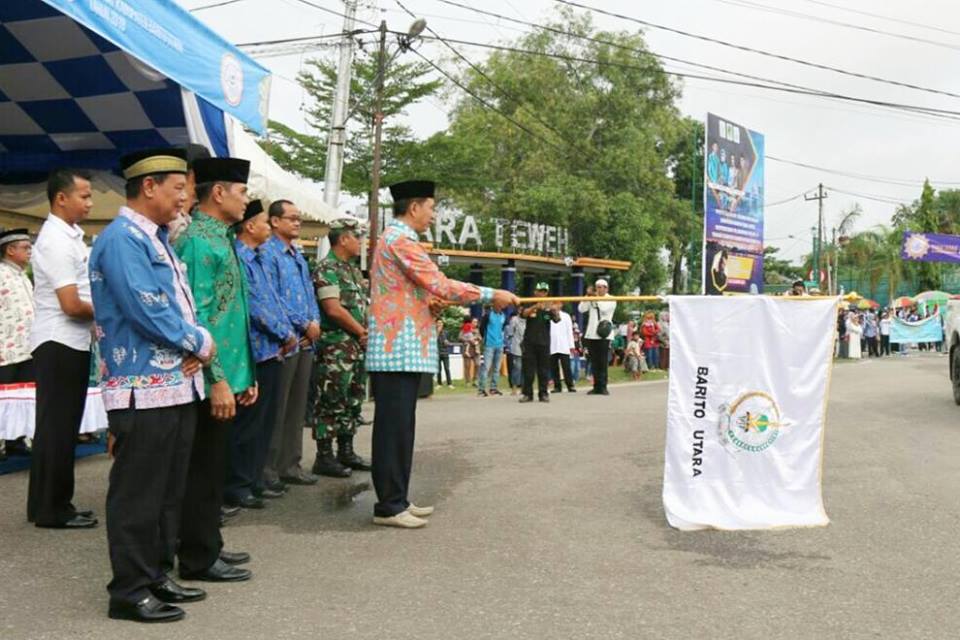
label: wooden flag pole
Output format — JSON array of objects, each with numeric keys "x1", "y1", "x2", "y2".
[{"x1": 514, "y1": 295, "x2": 664, "y2": 304}]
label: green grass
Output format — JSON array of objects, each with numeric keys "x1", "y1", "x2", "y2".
[{"x1": 429, "y1": 367, "x2": 668, "y2": 396}]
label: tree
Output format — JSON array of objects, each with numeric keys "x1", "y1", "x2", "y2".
[
  {"x1": 665, "y1": 117, "x2": 704, "y2": 293},
  {"x1": 763, "y1": 246, "x2": 802, "y2": 285},
  {"x1": 427, "y1": 9, "x2": 687, "y2": 293},
  {"x1": 260, "y1": 48, "x2": 443, "y2": 199}
]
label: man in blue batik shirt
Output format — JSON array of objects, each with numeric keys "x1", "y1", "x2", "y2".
[
  {"x1": 226, "y1": 200, "x2": 299, "y2": 510},
  {"x1": 259, "y1": 199, "x2": 321, "y2": 487},
  {"x1": 91, "y1": 148, "x2": 216, "y2": 624}
]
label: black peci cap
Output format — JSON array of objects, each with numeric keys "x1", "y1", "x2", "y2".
[
  {"x1": 388, "y1": 180, "x2": 435, "y2": 201},
  {"x1": 192, "y1": 157, "x2": 251, "y2": 185},
  {"x1": 242, "y1": 199, "x2": 265, "y2": 222}
]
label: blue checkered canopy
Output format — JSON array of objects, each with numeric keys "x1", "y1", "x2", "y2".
[{"x1": 0, "y1": 0, "x2": 270, "y2": 179}]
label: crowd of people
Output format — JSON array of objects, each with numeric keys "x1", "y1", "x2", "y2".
[
  {"x1": 436, "y1": 281, "x2": 671, "y2": 399},
  {"x1": 837, "y1": 305, "x2": 943, "y2": 358},
  {"x1": 0, "y1": 148, "x2": 521, "y2": 623}
]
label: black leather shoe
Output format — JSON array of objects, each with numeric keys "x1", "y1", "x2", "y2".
[
  {"x1": 108, "y1": 596, "x2": 185, "y2": 623},
  {"x1": 280, "y1": 472, "x2": 319, "y2": 486},
  {"x1": 567, "y1": 387, "x2": 578, "y2": 393},
  {"x1": 37, "y1": 514, "x2": 98, "y2": 529},
  {"x1": 150, "y1": 578, "x2": 206, "y2": 604},
  {"x1": 221, "y1": 505, "x2": 241, "y2": 518},
  {"x1": 586, "y1": 389, "x2": 601, "y2": 395},
  {"x1": 518, "y1": 396, "x2": 534, "y2": 403},
  {"x1": 181, "y1": 559, "x2": 252, "y2": 582},
  {"x1": 600, "y1": 389, "x2": 610, "y2": 395},
  {"x1": 220, "y1": 550, "x2": 251, "y2": 566},
  {"x1": 238, "y1": 495, "x2": 265, "y2": 509},
  {"x1": 538, "y1": 395, "x2": 550, "y2": 403}
]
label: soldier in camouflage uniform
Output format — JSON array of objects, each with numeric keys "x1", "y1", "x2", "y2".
[{"x1": 307, "y1": 217, "x2": 371, "y2": 477}]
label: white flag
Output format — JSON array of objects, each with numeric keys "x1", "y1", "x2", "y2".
[{"x1": 662, "y1": 296, "x2": 837, "y2": 530}]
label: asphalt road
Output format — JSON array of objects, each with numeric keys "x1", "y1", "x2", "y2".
[{"x1": 1, "y1": 353, "x2": 959, "y2": 640}]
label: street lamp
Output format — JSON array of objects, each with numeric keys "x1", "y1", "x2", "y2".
[{"x1": 367, "y1": 18, "x2": 427, "y2": 264}]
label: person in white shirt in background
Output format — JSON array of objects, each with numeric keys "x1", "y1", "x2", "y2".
[
  {"x1": 0, "y1": 229, "x2": 35, "y2": 462},
  {"x1": 879, "y1": 311, "x2": 892, "y2": 356},
  {"x1": 846, "y1": 313, "x2": 863, "y2": 359},
  {"x1": 549, "y1": 303, "x2": 577, "y2": 393},
  {"x1": 578, "y1": 279, "x2": 617, "y2": 395},
  {"x1": 27, "y1": 169, "x2": 97, "y2": 529},
  {"x1": 0, "y1": 229, "x2": 35, "y2": 384}
]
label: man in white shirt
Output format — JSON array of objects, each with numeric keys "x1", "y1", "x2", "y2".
[
  {"x1": 0, "y1": 229, "x2": 35, "y2": 384},
  {"x1": 27, "y1": 169, "x2": 96, "y2": 529},
  {"x1": 549, "y1": 305, "x2": 577, "y2": 393},
  {"x1": 577, "y1": 278, "x2": 617, "y2": 396}
]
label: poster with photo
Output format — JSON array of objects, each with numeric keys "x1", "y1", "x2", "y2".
[{"x1": 702, "y1": 113, "x2": 765, "y2": 294}]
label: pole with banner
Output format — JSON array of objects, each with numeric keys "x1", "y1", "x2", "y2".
[{"x1": 702, "y1": 114, "x2": 765, "y2": 295}]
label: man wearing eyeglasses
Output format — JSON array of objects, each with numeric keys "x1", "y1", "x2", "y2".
[{"x1": 260, "y1": 200, "x2": 321, "y2": 490}]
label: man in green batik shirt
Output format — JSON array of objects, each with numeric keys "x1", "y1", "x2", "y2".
[
  {"x1": 172, "y1": 157, "x2": 257, "y2": 583},
  {"x1": 307, "y1": 217, "x2": 371, "y2": 478}
]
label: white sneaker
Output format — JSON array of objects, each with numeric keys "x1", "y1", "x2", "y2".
[
  {"x1": 407, "y1": 503, "x2": 434, "y2": 518},
  {"x1": 372, "y1": 510, "x2": 427, "y2": 528}
]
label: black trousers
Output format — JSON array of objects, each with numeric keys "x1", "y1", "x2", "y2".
[
  {"x1": 586, "y1": 338, "x2": 610, "y2": 392},
  {"x1": 371, "y1": 372, "x2": 420, "y2": 518},
  {"x1": 0, "y1": 359, "x2": 34, "y2": 384},
  {"x1": 436, "y1": 355, "x2": 452, "y2": 386},
  {"x1": 225, "y1": 360, "x2": 281, "y2": 504},
  {"x1": 551, "y1": 353, "x2": 575, "y2": 391},
  {"x1": 866, "y1": 336, "x2": 879, "y2": 357},
  {"x1": 107, "y1": 402, "x2": 196, "y2": 604},
  {"x1": 522, "y1": 343, "x2": 551, "y2": 399},
  {"x1": 881, "y1": 335, "x2": 890, "y2": 355},
  {"x1": 176, "y1": 401, "x2": 229, "y2": 575},
  {"x1": 27, "y1": 342, "x2": 90, "y2": 525}
]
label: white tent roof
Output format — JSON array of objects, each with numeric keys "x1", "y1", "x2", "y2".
[{"x1": 228, "y1": 118, "x2": 337, "y2": 224}]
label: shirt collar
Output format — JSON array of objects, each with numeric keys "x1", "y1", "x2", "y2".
[
  {"x1": 268, "y1": 234, "x2": 299, "y2": 256},
  {"x1": 119, "y1": 206, "x2": 160, "y2": 237},
  {"x1": 0, "y1": 259, "x2": 24, "y2": 272},
  {"x1": 234, "y1": 240, "x2": 257, "y2": 260},
  {"x1": 46, "y1": 212, "x2": 84, "y2": 239},
  {"x1": 389, "y1": 218, "x2": 419, "y2": 241},
  {"x1": 193, "y1": 210, "x2": 232, "y2": 235}
]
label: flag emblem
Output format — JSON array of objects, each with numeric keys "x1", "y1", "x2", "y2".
[{"x1": 719, "y1": 391, "x2": 788, "y2": 453}]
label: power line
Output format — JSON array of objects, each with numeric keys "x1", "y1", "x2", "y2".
[
  {"x1": 552, "y1": 0, "x2": 960, "y2": 101},
  {"x1": 711, "y1": 0, "x2": 960, "y2": 52},
  {"x1": 394, "y1": 0, "x2": 577, "y2": 153},
  {"x1": 189, "y1": 0, "x2": 246, "y2": 10},
  {"x1": 408, "y1": 34, "x2": 960, "y2": 121},
  {"x1": 796, "y1": 0, "x2": 960, "y2": 38},
  {"x1": 405, "y1": 48, "x2": 569, "y2": 155},
  {"x1": 243, "y1": 32, "x2": 960, "y2": 121},
  {"x1": 766, "y1": 156, "x2": 960, "y2": 187},
  {"x1": 827, "y1": 187, "x2": 912, "y2": 206},
  {"x1": 428, "y1": 1, "x2": 960, "y2": 123},
  {"x1": 288, "y1": 0, "x2": 380, "y2": 29}
]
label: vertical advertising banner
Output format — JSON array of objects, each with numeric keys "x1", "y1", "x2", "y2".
[{"x1": 702, "y1": 114, "x2": 765, "y2": 294}]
